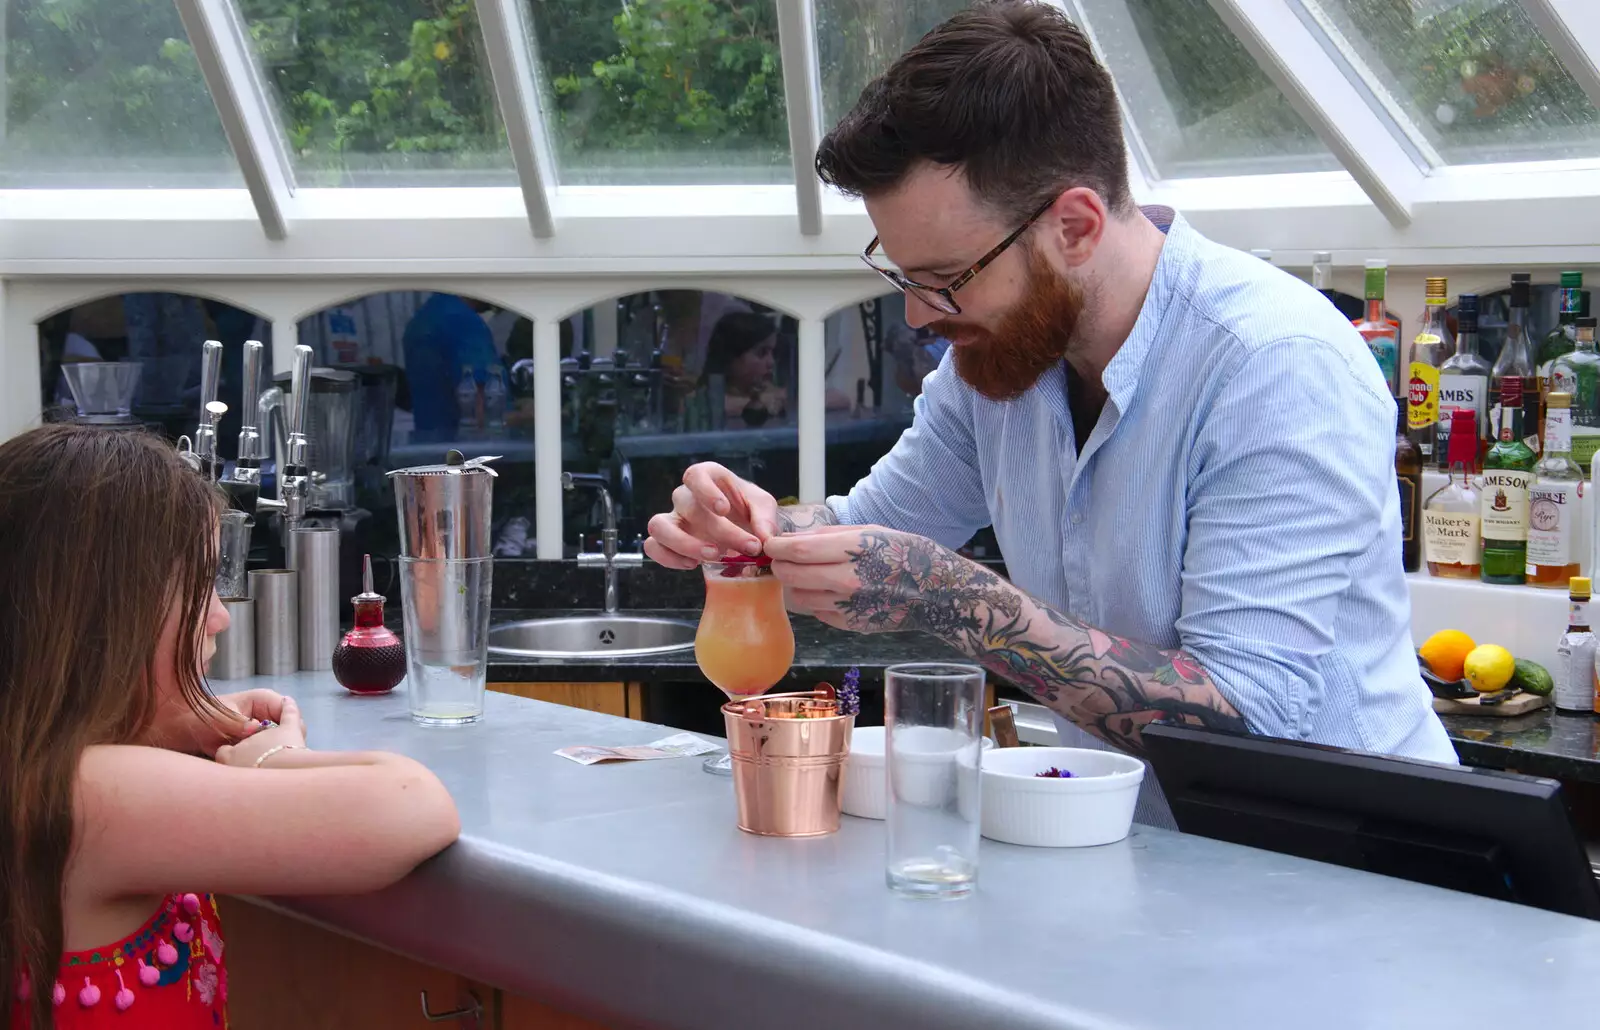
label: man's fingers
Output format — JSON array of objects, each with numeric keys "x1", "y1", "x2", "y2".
[
  {"x1": 670, "y1": 483, "x2": 763, "y2": 556},
  {"x1": 744, "y1": 486, "x2": 781, "y2": 542},
  {"x1": 763, "y1": 532, "x2": 857, "y2": 564},
  {"x1": 681, "y1": 463, "x2": 738, "y2": 516},
  {"x1": 643, "y1": 536, "x2": 699, "y2": 571},
  {"x1": 648, "y1": 512, "x2": 715, "y2": 562}
]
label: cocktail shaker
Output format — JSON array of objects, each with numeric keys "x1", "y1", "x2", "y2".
[
  {"x1": 389, "y1": 450, "x2": 498, "y2": 724},
  {"x1": 723, "y1": 688, "x2": 853, "y2": 837}
]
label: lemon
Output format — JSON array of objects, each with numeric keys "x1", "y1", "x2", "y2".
[
  {"x1": 1463, "y1": 644, "x2": 1516, "y2": 694},
  {"x1": 1418, "y1": 629, "x2": 1477, "y2": 683}
]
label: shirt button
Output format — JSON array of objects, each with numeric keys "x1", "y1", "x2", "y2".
[{"x1": 1070, "y1": 513, "x2": 1084, "y2": 526}]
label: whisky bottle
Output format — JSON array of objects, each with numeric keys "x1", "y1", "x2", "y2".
[
  {"x1": 1437, "y1": 293, "x2": 1491, "y2": 467},
  {"x1": 1551, "y1": 317, "x2": 1600, "y2": 476},
  {"x1": 1481, "y1": 378, "x2": 1536, "y2": 585},
  {"x1": 1395, "y1": 405, "x2": 1422, "y2": 573},
  {"x1": 1527, "y1": 391, "x2": 1583, "y2": 588},
  {"x1": 1539, "y1": 271, "x2": 1584, "y2": 390},
  {"x1": 1409, "y1": 276, "x2": 1451, "y2": 468},
  {"x1": 1495, "y1": 273, "x2": 1541, "y2": 454},
  {"x1": 1423, "y1": 408, "x2": 1482, "y2": 579}
]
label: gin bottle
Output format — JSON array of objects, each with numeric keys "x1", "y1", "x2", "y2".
[{"x1": 1551, "y1": 317, "x2": 1600, "y2": 475}]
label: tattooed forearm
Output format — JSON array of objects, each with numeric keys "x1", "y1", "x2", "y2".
[
  {"x1": 777, "y1": 503, "x2": 839, "y2": 534},
  {"x1": 839, "y1": 530, "x2": 1247, "y2": 755}
]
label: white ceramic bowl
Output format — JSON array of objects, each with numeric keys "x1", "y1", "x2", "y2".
[
  {"x1": 974, "y1": 747, "x2": 1144, "y2": 847},
  {"x1": 841, "y1": 726, "x2": 993, "y2": 820}
]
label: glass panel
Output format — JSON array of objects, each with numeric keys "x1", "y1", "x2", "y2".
[
  {"x1": 524, "y1": 0, "x2": 792, "y2": 185},
  {"x1": 40, "y1": 293, "x2": 271, "y2": 435},
  {"x1": 1079, "y1": 0, "x2": 1338, "y2": 179},
  {"x1": 0, "y1": 1, "x2": 240, "y2": 187},
  {"x1": 813, "y1": 0, "x2": 972, "y2": 131},
  {"x1": 1302, "y1": 0, "x2": 1600, "y2": 165},
  {"x1": 236, "y1": 1, "x2": 515, "y2": 186},
  {"x1": 560, "y1": 292, "x2": 797, "y2": 552}
]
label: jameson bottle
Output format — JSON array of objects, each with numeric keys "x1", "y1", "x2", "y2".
[{"x1": 1481, "y1": 378, "x2": 1536, "y2": 584}]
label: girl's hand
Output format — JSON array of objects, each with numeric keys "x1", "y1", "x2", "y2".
[
  {"x1": 214, "y1": 697, "x2": 308, "y2": 768},
  {"x1": 146, "y1": 688, "x2": 290, "y2": 757}
]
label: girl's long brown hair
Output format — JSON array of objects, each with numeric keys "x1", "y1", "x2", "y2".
[{"x1": 0, "y1": 425, "x2": 225, "y2": 1028}]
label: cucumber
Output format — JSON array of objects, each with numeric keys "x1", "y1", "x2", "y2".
[{"x1": 1510, "y1": 659, "x2": 1554, "y2": 698}]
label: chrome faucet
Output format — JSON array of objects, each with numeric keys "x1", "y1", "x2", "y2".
[
  {"x1": 564, "y1": 472, "x2": 643, "y2": 614},
  {"x1": 255, "y1": 344, "x2": 315, "y2": 539}
]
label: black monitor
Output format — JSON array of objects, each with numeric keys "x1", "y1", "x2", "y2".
[{"x1": 1143, "y1": 722, "x2": 1600, "y2": 920}]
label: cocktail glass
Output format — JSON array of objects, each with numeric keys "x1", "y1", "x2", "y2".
[{"x1": 696, "y1": 557, "x2": 796, "y2": 774}]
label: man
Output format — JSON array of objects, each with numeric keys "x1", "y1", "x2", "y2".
[
  {"x1": 401, "y1": 293, "x2": 501, "y2": 437},
  {"x1": 644, "y1": 0, "x2": 1454, "y2": 823}
]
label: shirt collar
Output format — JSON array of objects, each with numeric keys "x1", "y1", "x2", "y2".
[{"x1": 1099, "y1": 209, "x2": 1198, "y2": 412}]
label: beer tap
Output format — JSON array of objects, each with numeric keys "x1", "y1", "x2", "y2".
[
  {"x1": 218, "y1": 340, "x2": 265, "y2": 511},
  {"x1": 193, "y1": 340, "x2": 226, "y2": 481},
  {"x1": 256, "y1": 344, "x2": 314, "y2": 540}
]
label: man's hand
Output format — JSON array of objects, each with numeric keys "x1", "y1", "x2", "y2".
[
  {"x1": 764, "y1": 525, "x2": 1017, "y2": 634},
  {"x1": 644, "y1": 463, "x2": 780, "y2": 570}
]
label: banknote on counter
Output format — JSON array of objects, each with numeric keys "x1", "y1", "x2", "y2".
[{"x1": 555, "y1": 732, "x2": 721, "y2": 766}]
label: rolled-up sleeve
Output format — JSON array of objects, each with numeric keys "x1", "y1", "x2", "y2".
[
  {"x1": 1176, "y1": 337, "x2": 1396, "y2": 740},
  {"x1": 828, "y1": 356, "x2": 991, "y2": 550}
]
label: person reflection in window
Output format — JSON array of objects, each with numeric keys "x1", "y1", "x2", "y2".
[
  {"x1": 703, "y1": 312, "x2": 789, "y2": 424},
  {"x1": 401, "y1": 293, "x2": 500, "y2": 439}
]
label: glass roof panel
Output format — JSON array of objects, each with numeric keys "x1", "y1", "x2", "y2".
[
  {"x1": 1078, "y1": 0, "x2": 1339, "y2": 180},
  {"x1": 237, "y1": 0, "x2": 516, "y2": 186},
  {"x1": 1301, "y1": 0, "x2": 1600, "y2": 165},
  {"x1": 0, "y1": 0, "x2": 240, "y2": 187},
  {"x1": 523, "y1": 0, "x2": 793, "y2": 186},
  {"x1": 813, "y1": 0, "x2": 972, "y2": 132}
]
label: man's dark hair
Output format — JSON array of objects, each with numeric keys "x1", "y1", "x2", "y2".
[{"x1": 814, "y1": 0, "x2": 1132, "y2": 220}]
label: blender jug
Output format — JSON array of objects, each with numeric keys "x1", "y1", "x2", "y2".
[
  {"x1": 274, "y1": 368, "x2": 360, "y2": 511},
  {"x1": 389, "y1": 450, "x2": 499, "y2": 724}
]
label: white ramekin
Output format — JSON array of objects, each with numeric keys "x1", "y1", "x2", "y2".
[
  {"x1": 973, "y1": 746, "x2": 1144, "y2": 847},
  {"x1": 842, "y1": 726, "x2": 994, "y2": 820}
]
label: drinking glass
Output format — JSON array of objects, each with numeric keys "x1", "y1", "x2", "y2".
[
  {"x1": 399, "y1": 555, "x2": 491, "y2": 724},
  {"x1": 696, "y1": 558, "x2": 796, "y2": 774},
  {"x1": 214, "y1": 511, "x2": 254, "y2": 599},
  {"x1": 885, "y1": 663, "x2": 986, "y2": 898}
]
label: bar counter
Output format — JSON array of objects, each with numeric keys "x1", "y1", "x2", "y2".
[{"x1": 236, "y1": 670, "x2": 1600, "y2": 1030}]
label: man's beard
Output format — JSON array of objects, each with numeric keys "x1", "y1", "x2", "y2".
[{"x1": 933, "y1": 252, "x2": 1083, "y2": 402}]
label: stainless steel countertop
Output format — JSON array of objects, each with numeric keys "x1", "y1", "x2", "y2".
[{"x1": 253, "y1": 671, "x2": 1600, "y2": 1030}]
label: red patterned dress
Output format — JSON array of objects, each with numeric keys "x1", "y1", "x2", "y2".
[{"x1": 14, "y1": 893, "x2": 227, "y2": 1028}]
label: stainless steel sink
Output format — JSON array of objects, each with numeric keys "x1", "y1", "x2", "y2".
[{"x1": 487, "y1": 615, "x2": 697, "y2": 659}]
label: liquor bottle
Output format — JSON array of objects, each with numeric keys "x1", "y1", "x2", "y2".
[
  {"x1": 1481, "y1": 378, "x2": 1536, "y2": 584},
  {"x1": 1527, "y1": 391, "x2": 1583, "y2": 588},
  {"x1": 1551, "y1": 316, "x2": 1600, "y2": 476},
  {"x1": 1396, "y1": 405, "x2": 1422, "y2": 573},
  {"x1": 1355, "y1": 260, "x2": 1400, "y2": 397},
  {"x1": 1423, "y1": 408, "x2": 1482, "y2": 579},
  {"x1": 1555, "y1": 576, "x2": 1596, "y2": 712},
  {"x1": 1493, "y1": 273, "x2": 1539, "y2": 455},
  {"x1": 1311, "y1": 251, "x2": 1362, "y2": 321},
  {"x1": 1250, "y1": 248, "x2": 1274, "y2": 264},
  {"x1": 1437, "y1": 293, "x2": 1491, "y2": 467},
  {"x1": 1539, "y1": 271, "x2": 1584, "y2": 389},
  {"x1": 1409, "y1": 276, "x2": 1451, "y2": 467}
]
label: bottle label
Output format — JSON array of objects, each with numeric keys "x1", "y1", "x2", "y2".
[
  {"x1": 1545, "y1": 409, "x2": 1573, "y2": 455},
  {"x1": 1480, "y1": 470, "x2": 1533, "y2": 541},
  {"x1": 1572, "y1": 432, "x2": 1600, "y2": 475},
  {"x1": 1423, "y1": 511, "x2": 1478, "y2": 566},
  {"x1": 1397, "y1": 474, "x2": 1417, "y2": 543},
  {"x1": 1554, "y1": 632, "x2": 1596, "y2": 711},
  {"x1": 1527, "y1": 482, "x2": 1577, "y2": 565},
  {"x1": 1436, "y1": 374, "x2": 1486, "y2": 457},
  {"x1": 1407, "y1": 362, "x2": 1440, "y2": 430},
  {"x1": 1366, "y1": 334, "x2": 1397, "y2": 390}
]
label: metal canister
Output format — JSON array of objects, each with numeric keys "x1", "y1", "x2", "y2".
[
  {"x1": 210, "y1": 598, "x2": 255, "y2": 680},
  {"x1": 723, "y1": 690, "x2": 854, "y2": 837},
  {"x1": 290, "y1": 526, "x2": 340, "y2": 671},
  {"x1": 389, "y1": 451, "x2": 499, "y2": 724},
  {"x1": 250, "y1": 568, "x2": 299, "y2": 677}
]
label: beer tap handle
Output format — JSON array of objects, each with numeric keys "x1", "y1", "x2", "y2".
[
  {"x1": 286, "y1": 344, "x2": 313, "y2": 470},
  {"x1": 194, "y1": 340, "x2": 224, "y2": 478},
  {"x1": 237, "y1": 340, "x2": 264, "y2": 464}
]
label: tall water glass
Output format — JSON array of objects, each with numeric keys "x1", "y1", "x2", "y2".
[
  {"x1": 885, "y1": 663, "x2": 986, "y2": 898},
  {"x1": 400, "y1": 556, "x2": 491, "y2": 724}
]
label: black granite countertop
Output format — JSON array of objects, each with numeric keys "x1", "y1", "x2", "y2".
[
  {"x1": 1439, "y1": 709, "x2": 1600, "y2": 784},
  {"x1": 486, "y1": 608, "x2": 966, "y2": 686}
]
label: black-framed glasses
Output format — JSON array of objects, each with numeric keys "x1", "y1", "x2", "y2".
[{"x1": 860, "y1": 195, "x2": 1056, "y2": 316}]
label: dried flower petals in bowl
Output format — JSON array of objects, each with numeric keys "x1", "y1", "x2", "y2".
[
  {"x1": 1035, "y1": 767, "x2": 1074, "y2": 778},
  {"x1": 971, "y1": 747, "x2": 1143, "y2": 847}
]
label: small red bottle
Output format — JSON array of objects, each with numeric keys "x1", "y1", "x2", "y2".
[{"x1": 332, "y1": 554, "x2": 406, "y2": 695}]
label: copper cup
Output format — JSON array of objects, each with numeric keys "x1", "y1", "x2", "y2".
[{"x1": 723, "y1": 690, "x2": 854, "y2": 837}]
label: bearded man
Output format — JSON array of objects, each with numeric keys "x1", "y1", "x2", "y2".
[{"x1": 644, "y1": 0, "x2": 1454, "y2": 824}]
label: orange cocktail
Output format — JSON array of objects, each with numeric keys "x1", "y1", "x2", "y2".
[{"x1": 696, "y1": 558, "x2": 795, "y2": 698}]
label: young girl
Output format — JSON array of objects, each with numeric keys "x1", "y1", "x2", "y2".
[{"x1": 0, "y1": 425, "x2": 461, "y2": 1028}]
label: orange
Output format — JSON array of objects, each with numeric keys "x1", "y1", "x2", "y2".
[{"x1": 1418, "y1": 629, "x2": 1477, "y2": 683}]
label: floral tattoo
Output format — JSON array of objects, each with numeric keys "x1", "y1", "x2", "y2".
[{"x1": 838, "y1": 529, "x2": 1246, "y2": 755}]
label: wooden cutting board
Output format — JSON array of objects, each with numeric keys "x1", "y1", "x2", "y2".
[{"x1": 1432, "y1": 691, "x2": 1549, "y2": 717}]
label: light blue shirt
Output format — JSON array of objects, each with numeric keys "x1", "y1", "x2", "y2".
[{"x1": 830, "y1": 211, "x2": 1456, "y2": 823}]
